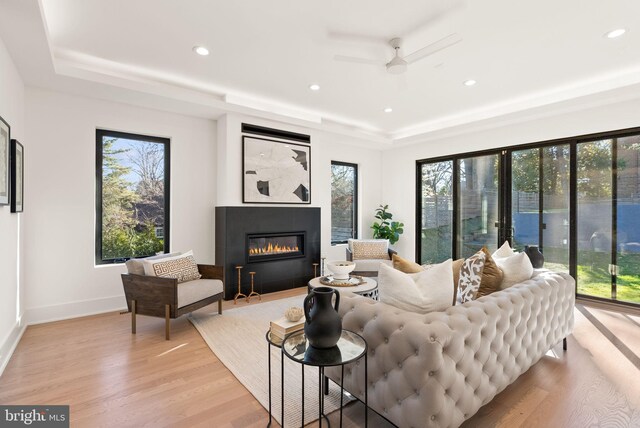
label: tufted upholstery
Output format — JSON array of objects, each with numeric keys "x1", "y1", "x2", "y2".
[{"x1": 325, "y1": 270, "x2": 575, "y2": 428}]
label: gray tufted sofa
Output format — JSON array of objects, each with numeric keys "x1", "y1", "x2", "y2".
[{"x1": 325, "y1": 270, "x2": 575, "y2": 427}]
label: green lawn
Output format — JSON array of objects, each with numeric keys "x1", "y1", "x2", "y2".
[{"x1": 577, "y1": 257, "x2": 640, "y2": 303}]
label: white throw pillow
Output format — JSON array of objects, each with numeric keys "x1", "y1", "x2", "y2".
[
  {"x1": 378, "y1": 260, "x2": 454, "y2": 314},
  {"x1": 494, "y1": 252, "x2": 533, "y2": 289},
  {"x1": 143, "y1": 250, "x2": 194, "y2": 276},
  {"x1": 493, "y1": 241, "x2": 516, "y2": 259}
]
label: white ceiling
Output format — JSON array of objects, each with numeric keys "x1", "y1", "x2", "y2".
[{"x1": 6, "y1": 0, "x2": 640, "y2": 143}]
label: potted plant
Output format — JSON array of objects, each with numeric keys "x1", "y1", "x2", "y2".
[{"x1": 371, "y1": 205, "x2": 404, "y2": 245}]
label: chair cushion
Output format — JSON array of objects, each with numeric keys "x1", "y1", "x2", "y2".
[
  {"x1": 143, "y1": 250, "x2": 202, "y2": 283},
  {"x1": 348, "y1": 238, "x2": 388, "y2": 253},
  {"x1": 353, "y1": 259, "x2": 393, "y2": 272},
  {"x1": 351, "y1": 240, "x2": 390, "y2": 260},
  {"x1": 125, "y1": 251, "x2": 181, "y2": 275},
  {"x1": 378, "y1": 260, "x2": 454, "y2": 314},
  {"x1": 177, "y1": 279, "x2": 223, "y2": 308}
]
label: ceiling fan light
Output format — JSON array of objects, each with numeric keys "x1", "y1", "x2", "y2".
[{"x1": 386, "y1": 56, "x2": 408, "y2": 74}]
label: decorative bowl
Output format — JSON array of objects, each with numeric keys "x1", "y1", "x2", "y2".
[
  {"x1": 284, "y1": 306, "x2": 304, "y2": 322},
  {"x1": 326, "y1": 260, "x2": 356, "y2": 280}
]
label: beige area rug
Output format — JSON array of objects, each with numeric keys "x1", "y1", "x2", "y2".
[{"x1": 189, "y1": 296, "x2": 352, "y2": 427}]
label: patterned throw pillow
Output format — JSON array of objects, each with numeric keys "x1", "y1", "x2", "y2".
[
  {"x1": 148, "y1": 254, "x2": 202, "y2": 283},
  {"x1": 352, "y1": 240, "x2": 390, "y2": 260},
  {"x1": 456, "y1": 250, "x2": 486, "y2": 304}
]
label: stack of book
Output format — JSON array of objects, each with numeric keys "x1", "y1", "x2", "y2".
[{"x1": 270, "y1": 316, "x2": 304, "y2": 340}]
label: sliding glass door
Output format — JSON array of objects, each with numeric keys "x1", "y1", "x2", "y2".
[
  {"x1": 511, "y1": 145, "x2": 570, "y2": 273},
  {"x1": 458, "y1": 154, "x2": 501, "y2": 258},
  {"x1": 417, "y1": 127, "x2": 640, "y2": 306},
  {"x1": 576, "y1": 140, "x2": 613, "y2": 299},
  {"x1": 616, "y1": 136, "x2": 640, "y2": 304},
  {"x1": 419, "y1": 160, "x2": 453, "y2": 264}
]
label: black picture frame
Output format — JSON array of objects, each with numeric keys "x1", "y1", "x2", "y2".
[
  {"x1": 242, "y1": 136, "x2": 311, "y2": 204},
  {"x1": 10, "y1": 139, "x2": 23, "y2": 213},
  {"x1": 0, "y1": 116, "x2": 9, "y2": 206}
]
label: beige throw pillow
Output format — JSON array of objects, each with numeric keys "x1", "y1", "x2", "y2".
[
  {"x1": 143, "y1": 250, "x2": 202, "y2": 283},
  {"x1": 352, "y1": 240, "x2": 390, "y2": 260},
  {"x1": 476, "y1": 247, "x2": 504, "y2": 298},
  {"x1": 392, "y1": 253, "x2": 423, "y2": 273},
  {"x1": 378, "y1": 260, "x2": 454, "y2": 314}
]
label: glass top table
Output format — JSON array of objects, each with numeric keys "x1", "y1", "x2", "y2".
[
  {"x1": 278, "y1": 329, "x2": 368, "y2": 427},
  {"x1": 282, "y1": 330, "x2": 367, "y2": 367}
]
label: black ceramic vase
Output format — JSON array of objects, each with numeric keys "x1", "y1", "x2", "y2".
[
  {"x1": 524, "y1": 245, "x2": 545, "y2": 268},
  {"x1": 303, "y1": 287, "x2": 342, "y2": 349}
]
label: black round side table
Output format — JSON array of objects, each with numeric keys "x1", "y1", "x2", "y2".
[{"x1": 280, "y1": 330, "x2": 368, "y2": 428}]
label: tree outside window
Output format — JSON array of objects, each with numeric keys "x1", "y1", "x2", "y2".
[
  {"x1": 96, "y1": 130, "x2": 170, "y2": 264},
  {"x1": 331, "y1": 162, "x2": 358, "y2": 245}
]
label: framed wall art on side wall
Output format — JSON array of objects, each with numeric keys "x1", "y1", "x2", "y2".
[
  {"x1": 0, "y1": 116, "x2": 10, "y2": 206},
  {"x1": 242, "y1": 136, "x2": 311, "y2": 204},
  {"x1": 10, "y1": 139, "x2": 23, "y2": 213}
]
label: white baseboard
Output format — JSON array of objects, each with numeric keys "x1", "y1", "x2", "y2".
[
  {"x1": 0, "y1": 318, "x2": 27, "y2": 377},
  {"x1": 25, "y1": 295, "x2": 127, "y2": 325}
]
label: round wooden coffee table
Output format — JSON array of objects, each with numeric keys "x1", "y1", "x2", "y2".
[{"x1": 308, "y1": 276, "x2": 379, "y2": 300}]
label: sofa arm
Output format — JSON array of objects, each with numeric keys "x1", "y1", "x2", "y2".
[
  {"x1": 121, "y1": 273, "x2": 178, "y2": 316},
  {"x1": 197, "y1": 264, "x2": 224, "y2": 281}
]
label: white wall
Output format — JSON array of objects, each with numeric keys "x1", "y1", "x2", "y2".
[
  {"x1": 24, "y1": 88, "x2": 217, "y2": 323},
  {"x1": 216, "y1": 114, "x2": 383, "y2": 260},
  {"x1": 383, "y1": 97, "x2": 640, "y2": 260},
  {"x1": 0, "y1": 36, "x2": 25, "y2": 373}
]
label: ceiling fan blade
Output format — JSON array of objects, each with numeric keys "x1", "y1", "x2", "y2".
[
  {"x1": 404, "y1": 33, "x2": 463, "y2": 64},
  {"x1": 333, "y1": 55, "x2": 385, "y2": 66},
  {"x1": 327, "y1": 31, "x2": 388, "y2": 46}
]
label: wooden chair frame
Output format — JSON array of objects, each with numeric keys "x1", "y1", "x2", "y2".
[{"x1": 121, "y1": 264, "x2": 224, "y2": 340}]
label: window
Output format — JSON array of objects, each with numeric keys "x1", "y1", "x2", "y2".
[
  {"x1": 96, "y1": 129, "x2": 170, "y2": 264},
  {"x1": 417, "y1": 127, "x2": 640, "y2": 307},
  {"x1": 331, "y1": 161, "x2": 358, "y2": 244}
]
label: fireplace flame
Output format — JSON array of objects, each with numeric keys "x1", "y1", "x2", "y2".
[{"x1": 249, "y1": 242, "x2": 300, "y2": 256}]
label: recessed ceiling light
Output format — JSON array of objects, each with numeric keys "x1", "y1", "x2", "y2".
[
  {"x1": 193, "y1": 46, "x2": 209, "y2": 56},
  {"x1": 605, "y1": 28, "x2": 626, "y2": 39},
  {"x1": 309, "y1": 84, "x2": 321, "y2": 91},
  {"x1": 383, "y1": 107, "x2": 393, "y2": 113},
  {"x1": 463, "y1": 79, "x2": 477, "y2": 87}
]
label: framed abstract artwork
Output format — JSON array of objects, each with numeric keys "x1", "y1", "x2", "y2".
[
  {"x1": 0, "y1": 116, "x2": 9, "y2": 206},
  {"x1": 10, "y1": 139, "x2": 23, "y2": 213},
  {"x1": 242, "y1": 136, "x2": 311, "y2": 204}
]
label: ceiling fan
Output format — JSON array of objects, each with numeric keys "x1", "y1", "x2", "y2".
[{"x1": 334, "y1": 33, "x2": 462, "y2": 74}]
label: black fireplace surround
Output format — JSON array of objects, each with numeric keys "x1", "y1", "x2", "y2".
[{"x1": 215, "y1": 207, "x2": 320, "y2": 299}]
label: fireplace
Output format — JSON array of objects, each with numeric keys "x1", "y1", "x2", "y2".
[
  {"x1": 216, "y1": 207, "x2": 320, "y2": 299},
  {"x1": 247, "y1": 232, "x2": 304, "y2": 263}
]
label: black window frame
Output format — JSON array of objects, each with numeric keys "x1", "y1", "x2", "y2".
[
  {"x1": 416, "y1": 125, "x2": 640, "y2": 309},
  {"x1": 331, "y1": 161, "x2": 359, "y2": 245},
  {"x1": 95, "y1": 129, "x2": 171, "y2": 265}
]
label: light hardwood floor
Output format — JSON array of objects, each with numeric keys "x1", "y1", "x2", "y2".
[{"x1": 1, "y1": 289, "x2": 639, "y2": 427}]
